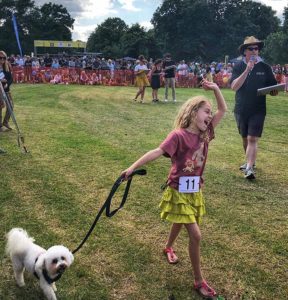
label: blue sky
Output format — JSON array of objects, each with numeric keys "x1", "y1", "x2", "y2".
[{"x1": 33, "y1": 0, "x2": 287, "y2": 42}]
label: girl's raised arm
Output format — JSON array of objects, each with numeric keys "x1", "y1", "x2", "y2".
[{"x1": 202, "y1": 80, "x2": 227, "y2": 128}]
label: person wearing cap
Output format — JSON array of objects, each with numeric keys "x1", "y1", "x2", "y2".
[{"x1": 230, "y1": 36, "x2": 278, "y2": 179}]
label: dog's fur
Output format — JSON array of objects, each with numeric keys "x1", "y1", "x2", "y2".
[{"x1": 6, "y1": 228, "x2": 74, "y2": 300}]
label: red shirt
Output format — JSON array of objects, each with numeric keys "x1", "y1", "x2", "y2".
[{"x1": 160, "y1": 125, "x2": 214, "y2": 190}]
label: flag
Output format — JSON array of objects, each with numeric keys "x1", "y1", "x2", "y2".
[{"x1": 11, "y1": 13, "x2": 23, "y2": 57}]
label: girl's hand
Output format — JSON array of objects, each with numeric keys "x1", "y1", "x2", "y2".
[
  {"x1": 202, "y1": 79, "x2": 219, "y2": 91},
  {"x1": 121, "y1": 167, "x2": 134, "y2": 180}
]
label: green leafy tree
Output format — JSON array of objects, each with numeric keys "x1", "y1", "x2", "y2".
[
  {"x1": 86, "y1": 18, "x2": 128, "y2": 58},
  {"x1": 144, "y1": 29, "x2": 162, "y2": 60},
  {"x1": 0, "y1": 0, "x2": 74, "y2": 55},
  {"x1": 0, "y1": 0, "x2": 35, "y2": 55},
  {"x1": 283, "y1": 6, "x2": 288, "y2": 33},
  {"x1": 121, "y1": 23, "x2": 147, "y2": 58},
  {"x1": 33, "y1": 3, "x2": 74, "y2": 40},
  {"x1": 262, "y1": 32, "x2": 288, "y2": 64},
  {"x1": 262, "y1": 7, "x2": 288, "y2": 64},
  {"x1": 152, "y1": 0, "x2": 280, "y2": 61}
]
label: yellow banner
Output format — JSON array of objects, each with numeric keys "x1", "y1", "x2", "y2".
[{"x1": 34, "y1": 40, "x2": 86, "y2": 48}]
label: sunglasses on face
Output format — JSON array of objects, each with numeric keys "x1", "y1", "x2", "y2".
[
  {"x1": 247, "y1": 47, "x2": 259, "y2": 51},
  {"x1": 0, "y1": 57, "x2": 6, "y2": 60}
]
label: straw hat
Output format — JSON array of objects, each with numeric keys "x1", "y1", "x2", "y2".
[{"x1": 238, "y1": 36, "x2": 264, "y2": 54}]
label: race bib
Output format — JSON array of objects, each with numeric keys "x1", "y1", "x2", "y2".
[{"x1": 178, "y1": 176, "x2": 200, "y2": 193}]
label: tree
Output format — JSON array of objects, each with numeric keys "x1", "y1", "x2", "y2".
[
  {"x1": 86, "y1": 18, "x2": 128, "y2": 58},
  {"x1": 283, "y1": 6, "x2": 288, "y2": 33},
  {"x1": 0, "y1": 0, "x2": 74, "y2": 55},
  {"x1": 151, "y1": 0, "x2": 280, "y2": 61},
  {"x1": 32, "y1": 3, "x2": 74, "y2": 40},
  {"x1": 262, "y1": 7, "x2": 288, "y2": 64}
]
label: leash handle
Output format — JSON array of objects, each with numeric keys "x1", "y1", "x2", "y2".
[{"x1": 72, "y1": 169, "x2": 146, "y2": 254}]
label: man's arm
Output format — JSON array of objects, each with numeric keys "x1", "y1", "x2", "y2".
[{"x1": 231, "y1": 60, "x2": 254, "y2": 91}]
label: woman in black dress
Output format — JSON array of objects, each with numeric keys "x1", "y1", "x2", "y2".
[{"x1": 150, "y1": 59, "x2": 162, "y2": 102}]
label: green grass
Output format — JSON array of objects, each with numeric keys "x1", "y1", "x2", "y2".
[{"x1": 0, "y1": 84, "x2": 287, "y2": 300}]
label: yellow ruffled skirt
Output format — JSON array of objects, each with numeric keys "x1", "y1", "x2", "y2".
[
  {"x1": 135, "y1": 73, "x2": 150, "y2": 87},
  {"x1": 159, "y1": 186, "x2": 206, "y2": 224}
]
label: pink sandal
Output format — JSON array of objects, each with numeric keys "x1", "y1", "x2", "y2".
[
  {"x1": 194, "y1": 280, "x2": 217, "y2": 299},
  {"x1": 163, "y1": 247, "x2": 179, "y2": 264}
]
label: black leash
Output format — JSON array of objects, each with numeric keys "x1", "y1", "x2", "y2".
[{"x1": 72, "y1": 169, "x2": 147, "y2": 254}]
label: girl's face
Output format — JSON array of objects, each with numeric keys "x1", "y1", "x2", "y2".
[
  {"x1": 193, "y1": 102, "x2": 213, "y2": 132},
  {"x1": 0, "y1": 53, "x2": 6, "y2": 65}
]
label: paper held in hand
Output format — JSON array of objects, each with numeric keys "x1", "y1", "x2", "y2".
[{"x1": 257, "y1": 83, "x2": 285, "y2": 96}]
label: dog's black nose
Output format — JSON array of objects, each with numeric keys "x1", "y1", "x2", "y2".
[{"x1": 58, "y1": 264, "x2": 67, "y2": 271}]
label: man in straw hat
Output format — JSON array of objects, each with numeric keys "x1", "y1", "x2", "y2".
[{"x1": 230, "y1": 36, "x2": 278, "y2": 179}]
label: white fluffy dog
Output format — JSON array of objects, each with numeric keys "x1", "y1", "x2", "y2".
[{"x1": 6, "y1": 228, "x2": 74, "y2": 300}]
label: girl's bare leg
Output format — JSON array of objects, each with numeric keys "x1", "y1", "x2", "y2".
[
  {"x1": 185, "y1": 223, "x2": 203, "y2": 282},
  {"x1": 140, "y1": 87, "x2": 145, "y2": 101},
  {"x1": 166, "y1": 223, "x2": 182, "y2": 248}
]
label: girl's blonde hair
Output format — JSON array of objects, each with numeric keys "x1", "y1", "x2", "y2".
[
  {"x1": 174, "y1": 96, "x2": 212, "y2": 140},
  {"x1": 0, "y1": 50, "x2": 12, "y2": 72}
]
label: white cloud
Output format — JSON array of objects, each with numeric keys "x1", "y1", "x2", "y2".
[
  {"x1": 78, "y1": 0, "x2": 117, "y2": 19},
  {"x1": 139, "y1": 21, "x2": 153, "y2": 30},
  {"x1": 72, "y1": 19, "x2": 96, "y2": 41},
  {"x1": 257, "y1": 0, "x2": 287, "y2": 18},
  {"x1": 118, "y1": 0, "x2": 141, "y2": 12}
]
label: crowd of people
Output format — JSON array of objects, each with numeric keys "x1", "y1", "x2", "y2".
[{"x1": 5, "y1": 52, "x2": 288, "y2": 92}]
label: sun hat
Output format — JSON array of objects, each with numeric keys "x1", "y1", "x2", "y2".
[{"x1": 238, "y1": 36, "x2": 264, "y2": 54}]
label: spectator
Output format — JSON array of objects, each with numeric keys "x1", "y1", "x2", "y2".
[
  {"x1": 177, "y1": 60, "x2": 189, "y2": 86},
  {"x1": 150, "y1": 59, "x2": 162, "y2": 103},
  {"x1": 50, "y1": 72, "x2": 62, "y2": 84},
  {"x1": 44, "y1": 53, "x2": 52, "y2": 67},
  {"x1": 133, "y1": 55, "x2": 150, "y2": 103},
  {"x1": 107, "y1": 59, "x2": 115, "y2": 79},
  {"x1": 162, "y1": 53, "x2": 177, "y2": 102},
  {"x1": 0, "y1": 50, "x2": 13, "y2": 131}
]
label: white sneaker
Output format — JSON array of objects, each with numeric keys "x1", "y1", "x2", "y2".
[
  {"x1": 164, "y1": 99, "x2": 168, "y2": 102},
  {"x1": 173, "y1": 99, "x2": 176, "y2": 102},
  {"x1": 244, "y1": 167, "x2": 256, "y2": 179}
]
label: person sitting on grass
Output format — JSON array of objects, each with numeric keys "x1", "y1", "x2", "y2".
[
  {"x1": 121, "y1": 79, "x2": 227, "y2": 299},
  {"x1": 50, "y1": 72, "x2": 62, "y2": 84}
]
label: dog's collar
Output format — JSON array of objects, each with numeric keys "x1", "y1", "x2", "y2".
[
  {"x1": 42, "y1": 268, "x2": 62, "y2": 284},
  {"x1": 34, "y1": 257, "x2": 62, "y2": 284}
]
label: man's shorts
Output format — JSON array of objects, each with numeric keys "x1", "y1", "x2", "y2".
[{"x1": 234, "y1": 112, "x2": 266, "y2": 138}]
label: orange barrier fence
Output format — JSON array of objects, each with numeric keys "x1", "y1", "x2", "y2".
[
  {"x1": 12, "y1": 66, "x2": 135, "y2": 86},
  {"x1": 11, "y1": 66, "x2": 242, "y2": 88}
]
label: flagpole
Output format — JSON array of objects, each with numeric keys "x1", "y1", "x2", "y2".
[{"x1": 11, "y1": 12, "x2": 23, "y2": 57}]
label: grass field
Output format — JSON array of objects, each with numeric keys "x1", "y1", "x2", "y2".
[{"x1": 0, "y1": 84, "x2": 287, "y2": 300}]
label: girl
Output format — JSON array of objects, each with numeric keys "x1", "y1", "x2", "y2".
[
  {"x1": 80, "y1": 70, "x2": 89, "y2": 85},
  {"x1": 150, "y1": 59, "x2": 162, "y2": 102},
  {"x1": 133, "y1": 55, "x2": 150, "y2": 103},
  {"x1": 0, "y1": 50, "x2": 13, "y2": 131},
  {"x1": 122, "y1": 80, "x2": 227, "y2": 299}
]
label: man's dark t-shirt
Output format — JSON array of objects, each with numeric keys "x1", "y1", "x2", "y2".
[
  {"x1": 163, "y1": 59, "x2": 176, "y2": 78},
  {"x1": 230, "y1": 60, "x2": 277, "y2": 116}
]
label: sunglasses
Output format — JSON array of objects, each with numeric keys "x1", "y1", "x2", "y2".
[
  {"x1": 0, "y1": 57, "x2": 6, "y2": 60},
  {"x1": 247, "y1": 46, "x2": 259, "y2": 51}
]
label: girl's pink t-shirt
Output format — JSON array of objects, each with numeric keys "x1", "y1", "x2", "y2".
[{"x1": 160, "y1": 125, "x2": 214, "y2": 190}]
